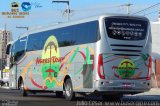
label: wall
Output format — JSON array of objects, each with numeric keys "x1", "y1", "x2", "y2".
[{"x1": 151, "y1": 21, "x2": 160, "y2": 88}]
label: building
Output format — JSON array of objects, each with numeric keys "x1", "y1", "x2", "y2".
[
  {"x1": 151, "y1": 12, "x2": 160, "y2": 88},
  {"x1": 0, "y1": 29, "x2": 12, "y2": 78}
]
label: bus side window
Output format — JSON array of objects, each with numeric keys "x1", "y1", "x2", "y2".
[{"x1": 11, "y1": 37, "x2": 27, "y2": 64}]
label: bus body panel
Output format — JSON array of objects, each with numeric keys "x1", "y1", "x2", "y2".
[
  {"x1": 9, "y1": 65, "x2": 17, "y2": 89},
  {"x1": 9, "y1": 44, "x2": 96, "y2": 92}
]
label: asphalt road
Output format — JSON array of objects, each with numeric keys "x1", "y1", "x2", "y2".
[{"x1": 0, "y1": 87, "x2": 160, "y2": 106}]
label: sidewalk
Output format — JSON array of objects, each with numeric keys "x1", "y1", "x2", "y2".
[{"x1": 136, "y1": 88, "x2": 160, "y2": 95}]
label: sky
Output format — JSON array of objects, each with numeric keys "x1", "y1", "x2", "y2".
[{"x1": 0, "y1": 0, "x2": 160, "y2": 40}]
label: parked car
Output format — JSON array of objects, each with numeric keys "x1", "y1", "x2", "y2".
[
  {"x1": 0, "y1": 78, "x2": 9, "y2": 86},
  {"x1": 0, "y1": 80, "x2": 5, "y2": 86},
  {"x1": 3, "y1": 78, "x2": 9, "y2": 86}
]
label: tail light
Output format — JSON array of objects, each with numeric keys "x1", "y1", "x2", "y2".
[
  {"x1": 146, "y1": 57, "x2": 152, "y2": 80},
  {"x1": 98, "y1": 54, "x2": 105, "y2": 79}
]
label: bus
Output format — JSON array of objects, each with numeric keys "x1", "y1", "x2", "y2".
[{"x1": 6, "y1": 14, "x2": 152, "y2": 100}]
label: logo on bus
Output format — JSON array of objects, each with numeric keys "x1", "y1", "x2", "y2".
[
  {"x1": 113, "y1": 59, "x2": 137, "y2": 78},
  {"x1": 36, "y1": 56, "x2": 64, "y2": 65},
  {"x1": 41, "y1": 36, "x2": 60, "y2": 88}
]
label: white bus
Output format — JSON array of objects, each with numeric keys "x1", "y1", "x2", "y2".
[{"x1": 7, "y1": 14, "x2": 152, "y2": 100}]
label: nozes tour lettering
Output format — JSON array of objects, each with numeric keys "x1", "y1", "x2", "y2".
[{"x1": 36, "y1": 56, "x2": 64, "y2": 65}]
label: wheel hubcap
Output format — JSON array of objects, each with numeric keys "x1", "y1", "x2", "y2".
[
  {"x1": 20, "y1": 83, "x2": 24, "y2": 93},
  {"x1": 65, "y1": 83, "x2": 71, "y2": 96}
]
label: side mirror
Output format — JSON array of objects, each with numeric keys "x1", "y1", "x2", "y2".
[{"x1": 6, "y1": 44, "x2": 11, "y2": 55}]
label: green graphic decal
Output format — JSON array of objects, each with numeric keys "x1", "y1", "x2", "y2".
[
  {"x1": 117, "y1": 59, "x2": 135, "y2": 78},
  {"x1": 41, "y1": 36, "x2": 60, "y2": 88}
]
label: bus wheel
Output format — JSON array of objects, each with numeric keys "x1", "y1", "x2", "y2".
[
  {"x1": 64, "y1": 79, "x2": 75, "y2": 101},
  {"x1": 55, "y1": 91, "x2": 63, "y2": 98},
  {"x1": 19, "y1": 80, "x2": 28, "y2": 96}
]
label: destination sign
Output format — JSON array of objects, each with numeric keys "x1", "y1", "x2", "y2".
[{"x1": 105, "y1": 17, "x2": 148, "y2": 40}]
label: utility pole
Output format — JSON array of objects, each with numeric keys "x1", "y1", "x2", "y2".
[
  {"x1": 121, "y1": 3, "x2": 133, "y2": 14},
  {"x1": 52, "y1": 0, "x2": 70, "y2": 21}
]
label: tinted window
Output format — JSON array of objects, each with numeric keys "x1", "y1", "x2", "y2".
[
  {"x1": 105, "y1": 17, "x2": 148, "y2": 40},
  {"x1": 27, "y1": 33, "x2": 44, "y2": 51},
  {"x1": 27, "y1": 21, "x2": 99, "y2": 51},
  {"x1": 12, "y1": 37, "x2": 27, "y2": 62}
]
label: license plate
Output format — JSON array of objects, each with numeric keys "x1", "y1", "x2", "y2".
[{"x1": 122, "y1": 83, "x2": 135, "y2": 88}]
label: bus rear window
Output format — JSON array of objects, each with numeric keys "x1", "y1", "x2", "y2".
[{"x1": 105, "y1": 17, "x2": 148, "y2": 40}]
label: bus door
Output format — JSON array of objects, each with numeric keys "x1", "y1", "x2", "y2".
[
  {"x1": 9, "y1": 43, "x2": 18, "y2": 89},
  {"x1": 9, "y1": 37, "x2": 27, "y2": 89}
]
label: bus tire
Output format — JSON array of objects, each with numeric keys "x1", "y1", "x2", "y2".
[
  {"x1": 64, "y1": 79, "x2": 75, "y2": 101},
  {"x1": 55, "y1": 91, "x2": 63, "y2": 98},
  {"x1": 19, "y1": 80, "x2": 28, "y2": 96}
]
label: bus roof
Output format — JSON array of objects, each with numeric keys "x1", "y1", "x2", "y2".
[{"x1": 19, "y1": 13, "x2": 149, "y2": 39}]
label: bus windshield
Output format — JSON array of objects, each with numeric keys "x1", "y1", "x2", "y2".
[{"x1": 105, "y1": 17, "x2": 148, "y2": 40}]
